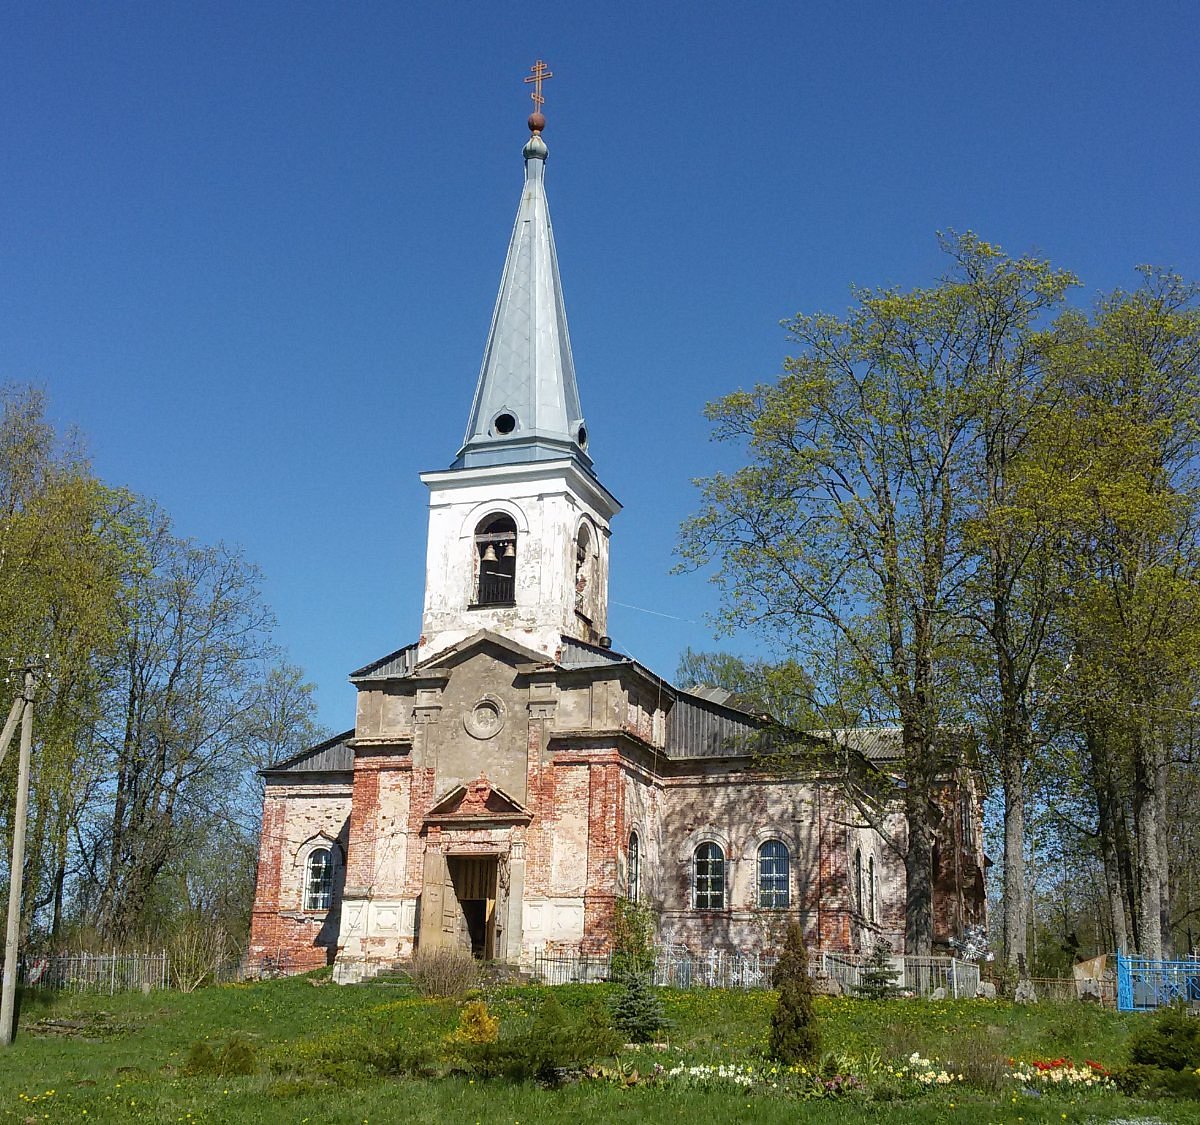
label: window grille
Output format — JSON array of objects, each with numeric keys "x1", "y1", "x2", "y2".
[
  {"x1": 854, "y1": 847, "x2": 863, "y2": 915},
  {"x1": 627, "y1": 831, "x2": 640, "y2": 902},
  {"x1": 868, "y1": 854, "x2": 877, "y2": 922},
  {"x1": 693, "y1": 842, "x2": 725, "y2": 910},
  {"x1": 305, "y1": 847, "x2": 334, "y2": 911},
  {"x1": 757, "y1": 840, "x2": 790, "y2": 908}
]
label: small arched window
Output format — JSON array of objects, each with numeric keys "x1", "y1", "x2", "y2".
[
  {"x1": 854, "y1": 847, "x2": 864, "y2": 915},
  {"x1": 305, "y1": 847, "x2": 334, "y2": 911},
  {"x1": 693, "y1": 842, "x2": 725, "y2": 910},
  {"x1": 758, "y1": 840, "x2": 790, "y2": 909},
  {"x1": 627, "y1": 831, "x2": 640, "y2": 902},
  {"x1": 868, "y1": 854, "x2": 877, "y2": 923},
  {"x1": 575, "y1": 524, "x2": 593, "y2": 619},
  {"x1": 474, "y1": 514, "x2": 517, "y2": 606}
]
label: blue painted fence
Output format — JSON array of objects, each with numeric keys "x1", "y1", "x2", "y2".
[{"x1": 1116, "y1": 953, "x2": 1200, "y2": 1011}]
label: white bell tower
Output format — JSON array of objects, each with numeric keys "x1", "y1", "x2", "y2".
[{"x1": 417, "y1": 98, "x2": 620, "y2": 661}]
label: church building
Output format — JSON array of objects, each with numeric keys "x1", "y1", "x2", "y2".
[{"x1": 248, "y1": 82, "x2": 986, "y2": 983}]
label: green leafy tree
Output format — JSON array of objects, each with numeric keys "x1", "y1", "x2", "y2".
[{"x1": 681, "y1": 233, "x2": 1073, "y2": 954}]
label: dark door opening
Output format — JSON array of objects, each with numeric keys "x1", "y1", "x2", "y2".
[{"x1": 446, "y1": 855, "x2": 499, "y2": 959}]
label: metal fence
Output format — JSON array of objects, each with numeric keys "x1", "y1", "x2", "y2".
[
  {"x1": 531, "y1": 947, "x2": 980, "y2": 997},
  {"x1": 817, "y1": 951, "x2": 979, "y2": 998},
  {"x1": 18, "y1": 951, "x2": 171, "y2": 994},
  {"x1": 1116, "y1": 954, "x2": 1200, "y2": 1011}
]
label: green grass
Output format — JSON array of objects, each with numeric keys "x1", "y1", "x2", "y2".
[{"x1": 1, "y1": 974, "x2": 1196, "y2": 1123}]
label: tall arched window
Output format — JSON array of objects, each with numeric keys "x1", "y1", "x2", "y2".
[
  {"x1": 627, "y1": 831, "x2": 640, "y2": 902},
  {"x1": 758, "y1": 840, "x2": 790, "y2": 909},
  {"x1": 474, "y1": 514, "x2": 516, "y2": 606},
  {"x1": 575, "y1": 523, "x2": 593, "y2": 619},
  {"x1": 693, "y1": 842, "x2": 725, "y2": 910},
  {"x1": 868, "y1": 855, "x2": 877, "y2": 923},
  {"x1": 305, "y1": 847, "x2": 334, "y2": 911},
  {"x1": 854, "y1": 848, "x2": 864, "y2": 915}
]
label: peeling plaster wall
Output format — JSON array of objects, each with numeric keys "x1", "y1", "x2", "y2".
[
  {"x1": 248, "y1": 778, "x2": 352, "y2": 971},
  {"x1": 419, "y1": 462, "x2": 615, "y2": 660},
  {"x1": 252, "y1": 644, "x2": 985, "y2": 977}
]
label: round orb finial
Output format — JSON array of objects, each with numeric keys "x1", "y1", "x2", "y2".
[
  {"x1": 528, "y1": 111, "x2": 546, "y2": 134},
  {"x1": 523, "y1": 133, "x2": 548, "y2": 160}
]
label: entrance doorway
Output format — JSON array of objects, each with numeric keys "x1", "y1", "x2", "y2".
[{"x1": 446, "y1": 855, "x2": 499, "y2": 959}]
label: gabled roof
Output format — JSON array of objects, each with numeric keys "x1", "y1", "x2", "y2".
[
  {"x1": 263, "y1": 729, "x2": 356, "y2": 775},
  {"x1": 418, "y1": 629, "x2": 555, "y2": 672},
  {"x1": 453, "y1": 125, "x2": 591, "y2": 473},
  {"x1": 425, "y1": 777, "x2": 532, "y2": 824}
]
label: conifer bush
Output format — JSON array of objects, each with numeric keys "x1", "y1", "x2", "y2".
[
  {"x1": 769, "y1": 922, "x2": 820, "y2": 1064},
  {"x1": 610, "y1": 970, "x2": 670, "y2": 1043},
  {"x1": 853, "y1": 940, "x2": 901, "y2": 1000}
]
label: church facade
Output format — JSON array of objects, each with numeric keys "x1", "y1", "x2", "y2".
[{"x1": 248, "y1": 105, "x2": 986, "y2": 983}]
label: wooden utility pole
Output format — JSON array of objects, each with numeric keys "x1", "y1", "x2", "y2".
[{"x1": 0, "y1": 668, "x2": 37, "y2": 1047}]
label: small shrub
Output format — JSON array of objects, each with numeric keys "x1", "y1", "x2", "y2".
[
  {"x1": 447, "y1": 1000, "x2": 500, "y2": 1045},
  {"x1": 769, "y1": 922, "x2": 820, "y2": 1064},
  {"x1": 407, "y1": 946, "x2": 479, "y2": 998},
  {"x1": 370, "y1": 1038, "x2": 444, "y2": 1079},
  {"x1": 219, "y1": 1035, "x2": 258, "y2": 1076},
  {"x1": 610, "y1": 971, "x2": 670, "y2": 1043},
  {"x1": 1129, "y1": 1003, "x2": 1200, "y2": 1072},
  {"x1": 853, "y1": 941, "x2": 901, "y2": 1000},
  {"x1": 184, "y1": 1040, "x2": 218, "y2": 1075},
  {"x1": 184, "y1": 1034, "x2": 258, "y2": 1076},
  {"x1": 470, "y1": 993, "x2": 622, "y2": 1083}
]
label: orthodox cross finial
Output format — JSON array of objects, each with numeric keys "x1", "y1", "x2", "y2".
[{"x1": 524, "y1": 59, "x2": 553, "y2": 134}]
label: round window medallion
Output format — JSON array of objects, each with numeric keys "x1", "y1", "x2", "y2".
[{"x1": 464, "y1": 695, "x2": 506, "y2": 739}]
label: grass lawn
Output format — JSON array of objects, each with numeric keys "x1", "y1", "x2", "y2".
[{"x1": 1, "y1": 974, "x2": 1195, "y2": 1123}]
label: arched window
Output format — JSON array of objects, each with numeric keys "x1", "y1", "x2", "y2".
[
  {"x1": 575, "y1": 524, "x2": 593, "y2": 619},
  {"x1": 854, "y1": 847, "x2": 863, "y2": 915},
  {"x1": 627, "y1": 831, "x2": 640, "y2": 902},
  {"x1": 693, "y1": 842, "x2": 725, "y2": 910},
  {"x1": 758, "y1": 840, "x2": 790, "y2": 909},
  {"x1": 305, "y1": 847, "x2": 334, "y2": 911},
  {"x1": 474, "y1": 514, "x2": 516, "y2": 606},
  {"x1": 868, "y1": 854, "x2": 877, "y2": 923}
]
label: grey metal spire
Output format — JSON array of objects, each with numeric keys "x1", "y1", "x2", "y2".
[{"x1": 453, "y1": 118, "x2": 591, "y2": 471}]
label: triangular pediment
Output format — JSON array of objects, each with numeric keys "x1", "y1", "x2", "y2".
[
  {"x1": 425, "y1": 776, "x2": 531, "y2": 824},
  {"x1": 416, "y1": 629, "x2": 554, "y2": 674}
]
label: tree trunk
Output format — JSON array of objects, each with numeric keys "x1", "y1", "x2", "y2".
[
  {"x1": 1001, "y1": 744, "x2": 1028, "y2": 971},
  {"x1": 1090, "y1": 726, "x2": 1130, "y2": 953},
  {"x1": 904, "y1": 799, "x2": 934, "y2": 956},
  {"x1": 1133, "y1": 713, "x2": 1162, "y2": 958},
  {"x1": 1156, "y1": 752, "x2": 1172, "y2": 957}
]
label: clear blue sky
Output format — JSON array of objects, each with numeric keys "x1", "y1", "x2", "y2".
[{"x1": 3, "y1": 3, "x2": 1197, "y2": 732}]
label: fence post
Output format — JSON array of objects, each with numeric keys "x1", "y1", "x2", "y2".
[{"x1": 950, "y1": 958, "x2": 957, "y2": 999}]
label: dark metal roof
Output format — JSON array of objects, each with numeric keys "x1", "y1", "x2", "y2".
[
  {"x1": 263, "y1": 730, "x2": 356, "y2": 775},
  {"x1": 350, "y1": 643, "x2": 419, "y2": 682},
  {"x1": 558, "y1": 635, "x2": 629, "y2": 668},
  {"x1": 665, "y1": 692, "x2": 769, "y2": 759},
  {"x1": 810, "y1": 728, "x2": 905, "y2": 763}
]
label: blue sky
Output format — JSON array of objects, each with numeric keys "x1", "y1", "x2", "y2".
[{"x1": 3, "y1": 3, "x2": 1197, "y2": 732}]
